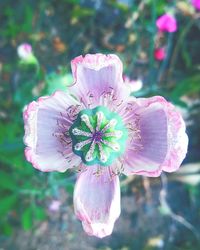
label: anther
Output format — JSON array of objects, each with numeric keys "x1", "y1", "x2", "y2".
[
  {"x1": 102, "y1": 140, "x2": 120, "y2": 152},
  {"x1": 80, "y1": 114, "x2": 94, "y2": 132},
  {"x1": 85, "y1": 152, "x2": 94, "y2": 162},
  {"x1": 72, "y1": 128, "x2": 92, "y2": 137},
  {"x1": 74, "y1": 139, "x2": 91, "y2": 151},
  {"x1": 96, "y1": 111, "x2": 104, "y2": 131},
  {"x1": 101, "y1": 119, "x2": 117, "y2": 133},
  {"x1": 104, "y1": 130, "x2": 123, "y2": 138},
  {"x1": 85, "y1": 140, "x2": 95, "y2": 162},
  {"x1": 100, "y1": 153, "x2": 107, "y2": 163}
]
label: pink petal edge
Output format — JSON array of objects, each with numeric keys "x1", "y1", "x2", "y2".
[
  {"x1": 69, "y1": 53, "x2": 130, "y2": 110},
  {"x1": 71, "y1": 53, "x2": 123, "y2": 82},
  {"x1": 23, "y1": 91, "x2": 81, "y2": 172}
]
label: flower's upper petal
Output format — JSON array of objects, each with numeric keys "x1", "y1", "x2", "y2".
[
  {"x1": 74, "y1": 165, "x2": 120, "y2": 238},
  {"x1": 23, "y1": 91, "x2": 81, "y2": 172},
  {"x1": 122, "y1": 96, "x2": 188, "y2": 177},
  {"x1": 70, "y1": 54, "x2": 129, "y2": 107}
]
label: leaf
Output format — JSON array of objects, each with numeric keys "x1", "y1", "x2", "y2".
[
  {"x1": 21, "y1": 5, "x2": 33, "y2": 33},
  {"x1": 1, "y1": 222, "x2": 13, "y2": 236},
  {"x1": 22, "y1": 207, "x2": 33, "y2": 230},
  {"x1": 146, "y1": 0, "x2": 166, "y2": 15},
  {"x1": 171, "y1": 74, "x2": 200, "y2": 100},
  {"x1": 63, "y1": 0, "x2": 80, "y2": 4},
  {"x1": 169, "y1": 163, "x2": 200, "y2": 186},
  {"x1": 71, "y1": 6, "x2": 95, "y2": 18},
  {"x1": 171, "y1": 174, "x2": 200, "y2": 186},
  {"x1": 176, "y1": 163, "x2": 200, "y2": 174},
  {"x1": 0, "y1": 194, "x2": 18, "y2": 217},
  {"x1": 0, "y1": 171, "x2": 17, "y2": 190},
  {"x1": 0, "y1": 144, "x2": 31, "y2": 171},
  {"x1": 109, "y1": 1, "x2": 129, "y2": 12},
  {"x1": 66, "y1": 183, "x2": 74, "y2": 194},
  {"x1": 34, "y1": 206, "x2": 46, "y2": 221},
  {"x1": 45, "y1": 72, "x2": 73, "y2": 95},
  {"x1": 0, "y1": 122, "x2": 34, "y2": 171}
]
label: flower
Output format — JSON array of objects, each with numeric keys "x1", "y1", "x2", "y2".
[
  {"x1": 48, "y1": 200, "x2": 61, "y2": 212},
  {"x1": 154, "y1": 47, "x2": 166, "y2": 61},
  {"x1": 191, "y1": 0, "x2": 200, "y2": 10},
  {"x1": 23, "y1": 54, "x2": 188, "y2": 238},
  {"x1": 17, "y1": 43, "x2": 32, "y2": 60},
  {"x1": 17, "y1": 43, "x2": 38, "y2": 65},
  {"x1": 156, "y1": 14, "x2": 177, "y2": 33},
  {"x1": 123, "y1": 75, "x2": 143, "y2": 92}
]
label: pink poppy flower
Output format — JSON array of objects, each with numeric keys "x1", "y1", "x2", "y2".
[
  {"x1": 192, "y1": 0, "x2": 200, "y2": 10},
  {"x1": 156, "y1": 14, "x2": 177, "y2": 33},
  {"x1": 23, "y1": 54, "x2": 188, "y2": 238},
  {"x1": 17, "y1": 43, "x2": 33, "y2": 60},
  {"x1": 17, "y1": 43, "x2": 38, "y2": 65},
  {"x1": 154, "y1": 47, "x2": 166, "y2": 61}
]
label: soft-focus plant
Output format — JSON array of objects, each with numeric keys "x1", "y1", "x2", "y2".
[
  {"x1": 154, "y1": 47, "x2": 166, "y2": 61},
  {"x1": 156, "y1": 13, "x2": 177, "y2": 33},
  {"x1": 17, "y1": 43, "x2": 38, "y2": 65},
  {"x1": 192, "y1": 0, "x2": 200, "y2": 10}
]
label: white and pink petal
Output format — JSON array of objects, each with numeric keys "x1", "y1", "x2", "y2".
[
  {"x1": 74, "y1": 165, "x2": 120, "y2": 238},
  {"x1": 70, "y1": 54, "x2": 129, "y2": 109},
  {"x1": 122, "y1": 96, "x2": 188, "y2": 177},
  {"x1": 23, "y1": 91, "x2": 81, "y2": 172},
  {"x1": 161, "y1": 101, "x2": 188, "y2": 172}
]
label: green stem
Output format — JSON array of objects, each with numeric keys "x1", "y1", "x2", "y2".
[
  {"x1": 157, "y1": 32, "x2": 174, "y2": 84},
  {"x1": 167, "y1": 19, "x2": 194, "y2": 81}
]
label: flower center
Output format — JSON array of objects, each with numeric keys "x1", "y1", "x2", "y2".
[{"x1": 69, "y1": 106, "x2": 128, "y2": 166}]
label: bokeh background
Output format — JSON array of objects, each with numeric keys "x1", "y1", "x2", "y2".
[{"x1": 0, "y1": 0, "x2": 200, "y2": 249}]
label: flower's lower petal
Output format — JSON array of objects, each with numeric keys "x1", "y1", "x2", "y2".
[
  {"x1": 122, "y1": 96, "x2": 188, "y2": 177},
  {"x1": 23, "y1": 91, "x2": 81, "y2": 172},
  {"x1": 82, "y1": 221, "x2": 115, "y2": 238},
  {"x1": 74, "y1": 165, "x2": 120, "y2": 238}
]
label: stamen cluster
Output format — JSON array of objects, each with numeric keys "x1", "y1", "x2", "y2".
[{"x1": 69, "y1": 106, "x2": 128, "y2": 166}]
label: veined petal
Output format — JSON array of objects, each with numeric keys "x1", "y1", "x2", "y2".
[
  {"x1": 23, "y1": 91, "x2": 81, "y2": 172},
  {"x1": 70, "y1": 54, "x2": 129, "y2": 108},
  {"x1": 122, "y1": 96, "x2": 188, "y2": 177},
  {"x1": 160, "y1": 100, "x2": 188, "y2": 172},
  {"x1": 74, "y1": 165, "x2": 120, "y2": 238}
]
